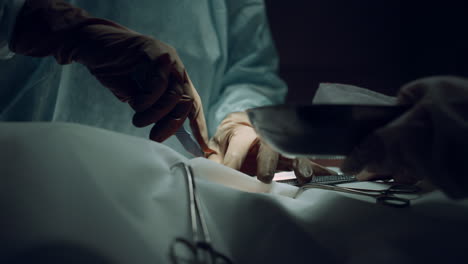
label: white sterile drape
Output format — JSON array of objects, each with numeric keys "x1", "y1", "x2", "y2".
[{"x1": 1, "y1": 122, "x2": 467, "y2": 264}]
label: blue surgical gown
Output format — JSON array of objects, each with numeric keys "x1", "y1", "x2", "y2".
[{"x1": 0, "y1": 0, "x2": 286, "y2": 156}]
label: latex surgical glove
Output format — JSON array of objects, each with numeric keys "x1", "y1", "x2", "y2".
[
  {"x1": 341, "y1": 76, "x2": 468, "y2": 187},
  {"x1": 10, "y1": 0, "x2": 211, "y2": 150},
  {"x1": 208, "y1": 112, "x2": 336, "y2": 184}
]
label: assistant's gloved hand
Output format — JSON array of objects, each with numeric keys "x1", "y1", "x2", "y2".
[
  {"x1": 208, "y1": 112, "x2": 336, "y2": 184},
  {"x1": 341, "y1": 76, "x2": 468, "y2": 189},
  {"x1": 10, "y1": 0, "x2": 211, "y2": 150}
]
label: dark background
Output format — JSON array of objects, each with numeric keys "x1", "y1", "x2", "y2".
[{"x1": 264, "y1": 0, "x2": 468, "y2": 103}]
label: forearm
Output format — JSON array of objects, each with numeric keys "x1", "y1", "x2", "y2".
[
  {"x1": 9, "y1": 0, "x2": 129, "y2": 65},
  {"x1": 209, "y1": 79, "x2": 286, "y2": 136},
  {"x1": 208, "y1": 0, "x2": 287, "y2": 135}
]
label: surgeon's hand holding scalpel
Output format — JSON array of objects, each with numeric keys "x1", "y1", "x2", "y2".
[
  {"x1": 341, "y1": 76, "x2": 468, "y2": 199},
  {"x1": 208, "y1": 112, "x2": 337, "y2": 184},
  {"x1": 9, "y1": 0, "x2": 212, "y2": 152}
]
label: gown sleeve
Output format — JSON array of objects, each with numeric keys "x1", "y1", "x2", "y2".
[{"x1": 208, "y1": 0, "x2": 287, "y2": 135}]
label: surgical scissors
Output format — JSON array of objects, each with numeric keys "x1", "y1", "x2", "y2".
[
  {"x1": 295, "y1": 183, "x2": 421, "y2": 208},
  {"x1": 170, "y1": 163, "x2": 233, "y2": 264}
]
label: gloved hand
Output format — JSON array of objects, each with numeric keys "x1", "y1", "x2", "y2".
[
  {"x1": 10, "y1": 0, "x2": 211, "y2": 150},
  {"x1": 341, "y1": 76, "x2": 468, "y2": 185},
  {"x1": 208, "y1": 112, "x2": 336, "y2": 184}
]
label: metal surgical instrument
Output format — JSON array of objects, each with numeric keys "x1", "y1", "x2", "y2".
[
  {"x1": 295, "y1": 183, "x2": 421, "y2": 208},
  {"x1": 175, "y1": 126, "x2": 204, "y2": 157},
  {"x1": 132, "y1": 68, "x2": 204, "y2": 157},
  {"x1": 170, "y1": 163, "x2": 233, "y2": 264}
]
